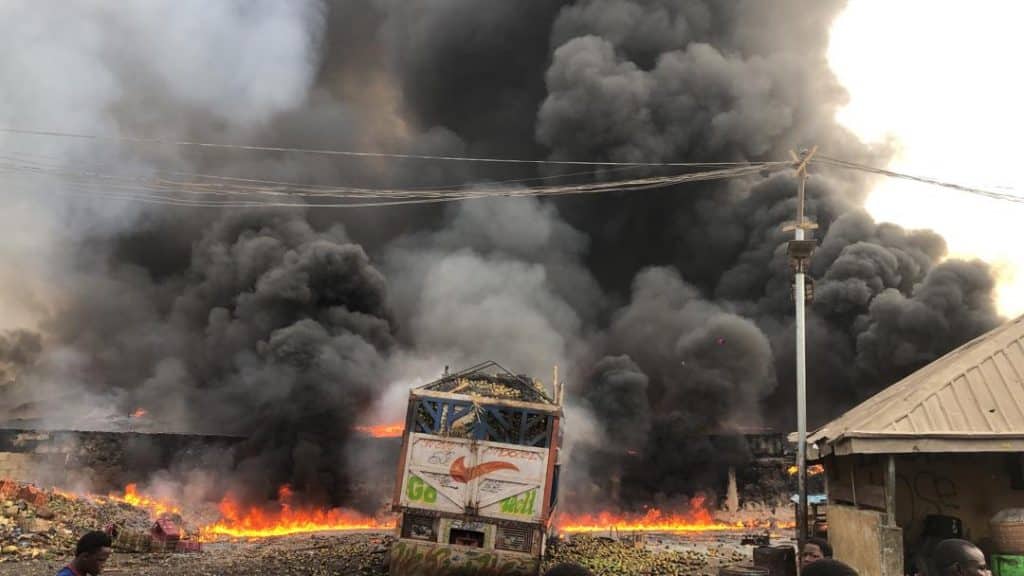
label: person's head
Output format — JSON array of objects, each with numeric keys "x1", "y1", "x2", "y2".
[
  {"x1": 72, "y1": 531, "x2": 112, "y2": 575},
  {"x1": 931, "y1": 539, "x2": 990, "y2": 576},
  {"x1": 802, "y1": 537, "x2": 834, "y2": 567},
  {"x1": 544, "y1": 563, "x2": 594, "y2": 576},
  {"x1": 802, "y1": 559, "x2": 859, "y2": 576}
]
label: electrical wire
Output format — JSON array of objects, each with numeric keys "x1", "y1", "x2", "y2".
[
  {"x1": 815, "y1": 155, "x2": 1024, "y2": 204},
  {"x1": 0, "y1": 149, "x2": 682, "y2": 195},
  {"x1": 7, "y1": 127, "x2": 1022, "y2": 208},
  {"x1": 0, "y1": 126, "x2": 767, "y2": 168},
  {"x1": 0, "y1": 156, "x2": 781, "y2": 208}
]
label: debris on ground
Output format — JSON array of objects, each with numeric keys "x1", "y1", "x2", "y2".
[
  {"x1": 1, "y1": 528, "x2": 755, "y2": 576},
  {"x1": 543, "y1": 534, "x2": 750, "y2": 576},
  {"x1": 2, "y1": 478, "x2": 763, "y2": 575},
  {"x1": 0, "y1": 532, "x2": 393, "y2": 576},
  {"x1": 0, "y1": 479, "x2": 184, "y2": 563}
]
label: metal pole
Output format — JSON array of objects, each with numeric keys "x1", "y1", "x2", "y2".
[
  {"x1": 795, "y1": 164, "x2": 808, "y2": 545},
  {"x1": 789, "y1": 145, "x2": 815, "y2": 545}
]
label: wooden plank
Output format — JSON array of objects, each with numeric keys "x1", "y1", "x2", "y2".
[
  {"x1": 855, "y1": 485, "x2": 887, "y2": 511},
  {"x1": 885, "y1": 455, "x2": 896, "y2": 526},
  {"x1": 831, "y1": 481, "x2": 856, "y2": 505},
  {"x1": 837, "y1": 436, "x2": 1024, "y2": 455}
]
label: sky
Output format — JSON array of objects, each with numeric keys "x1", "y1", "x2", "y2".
[{"x1": 828, "y1": 0, "x2": 1024, "y2": 317}]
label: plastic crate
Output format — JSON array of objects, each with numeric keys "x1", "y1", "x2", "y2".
[{"x1": 993, "y1": 555, "x2": 1024, "y2": 576}]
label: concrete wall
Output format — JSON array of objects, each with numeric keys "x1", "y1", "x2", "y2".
[
  {"x1": 0, "y1": 428, "x2": 243, "y2": 490},
  {"x1": 0, "y1": 451, "x2": 67, "y2": 484},
  {"x1": 827, "y1": 453, "x2": 1024, "y2": 545},
  {"x1": 828, "y1": 505, "x2": 903, "y2": 576}
]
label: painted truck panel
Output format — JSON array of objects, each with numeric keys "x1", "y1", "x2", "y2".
[{"x1": 399, "y1": 433, "x2": 550, "y2": 523}]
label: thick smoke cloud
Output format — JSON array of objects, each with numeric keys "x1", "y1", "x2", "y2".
[
  {"x1": 0, "y1": 0, "x2": 1002, "y2": 512},
  {"x1": 8, "y1": 210, "x2": 392, "y2": 504},
  {"x1": 0, "y1": 330, "x2": 41, "y2": 386},
  {"x1": 572, "y1": 268, "x2": 774, "y2": 505},
  {"x1": 378, "y1": 196, "x2": 602, "y2": 407}
]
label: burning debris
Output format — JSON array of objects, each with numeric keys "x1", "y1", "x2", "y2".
[
  {"x1": 786, "y1": 465, "x2": 824, "y2": 477},
  {"x1": 558, "y1": 496, "x2": 746, "y2": 535},
  {"x1": 355, "y1": 423, "x2": 404, "y2": 439},
  {"x1": 1, "y1": 476, "x2": 397, "y2": 569},
  {"x1": 200, "y1": 485, "x2": 390, "y2": 539},
  {"x1": 0, "y1": 480, "x2": 176, "y2": 563}
]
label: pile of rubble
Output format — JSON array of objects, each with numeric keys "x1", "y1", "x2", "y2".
[
  {"x1": 544, "y1": 534, "x2": 749, "y2": 576},
  {"x1": 0, "y1": 479, "x2": 166, "y2": 562}
]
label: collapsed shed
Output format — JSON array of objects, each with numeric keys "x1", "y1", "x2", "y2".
[{"x1": 809, "y1": 315, "x2": 1024, "y2": 576}]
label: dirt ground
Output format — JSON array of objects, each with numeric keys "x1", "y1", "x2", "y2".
[
  {"x1": 0, "y1": 530, "x2": 770, "y2": 576},
  {"x1": 0, "y1": 532, "x2": 392, "y2": 576}
]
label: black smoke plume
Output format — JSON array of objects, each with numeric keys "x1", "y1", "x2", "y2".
[{"x1": 0, "y1": 0, "x2": 1001, "y2": 511}]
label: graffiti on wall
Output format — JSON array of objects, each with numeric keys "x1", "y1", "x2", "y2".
[
  {"x1": 897, "y1": 470, "x2": 960, "y2": 520},
  {"x1": 389, "y1": 540, "x2": 537, "y2": 576},
  {"x1": 865, "y1": 457, "x2": 962, "y2": 534}
]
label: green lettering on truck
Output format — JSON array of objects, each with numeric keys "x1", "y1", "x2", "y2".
[{"x1": 406, "y1": 475, "x2": 437, "y2": 504}]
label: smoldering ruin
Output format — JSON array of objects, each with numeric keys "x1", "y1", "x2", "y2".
[{"x1": 0, "y1": 0, "x2": 1001, "y2": 520}]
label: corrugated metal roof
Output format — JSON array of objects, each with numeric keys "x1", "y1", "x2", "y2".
[{"x1": 809, "y1": 315, "x2": 1024, "y2": 455}]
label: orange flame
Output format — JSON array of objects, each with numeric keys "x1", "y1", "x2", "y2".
[
  {"x1": 558, "y1": 495, "x2": 744, "y2": 534},
  {"x1": 199, "y1": 485, "x2": 392, "y2": 539},
  {"x1": 355, "y1": 422, "x2": 404, "y2": 438},
  {"x1": 107, "y1": 483, "x2": 181, "y2": 517},
  {"x1": 787, "y1": 464, "x2": 825, "y2": 476},
  {"x1": 55, "y1": 482, "x2": 794, "y2": 540},
  {"x1": 131, "y1": 408, "x2": 148, "y2": 418}
]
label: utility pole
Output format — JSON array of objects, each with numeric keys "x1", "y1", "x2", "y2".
[{"x1": 785, "y1": 146, "x2": 817, "y2": 549}]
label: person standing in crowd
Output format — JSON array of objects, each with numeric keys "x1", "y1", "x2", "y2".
[
  {"x1": 55, "y1": 531, "x2": 112, "y2": 576},
  {"x1": 802, "y1": 537, "x2": 835, "y2": 567},
  {"x1": 803, "y1": 558, "x2": 859, "y2": 576},
  {"x1": 930, "y1": 539, "x2": 991, "y2": 576}
]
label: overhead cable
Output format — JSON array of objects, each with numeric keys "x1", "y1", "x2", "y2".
[
  {"x1": 0, "y1": 126, "x2": 766, "y2": 168},
  {"x1": 0, "y1": 157, "x2": 779, "y2": 208},
  {"x1": 815, "y1": 155, "x2": 1024, "y2": 204}
]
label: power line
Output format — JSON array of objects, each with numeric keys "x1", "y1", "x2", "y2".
[
  {"x1": 0, "y1": 126, "x2": 765, "y2": 168},
  {"x1": 0, "y1": 149, "x2": 688, "y2": 194},
  {"x1": 0, "y1": 157, "x2": 778, "y2": 208},
  {"x1": 6, "y1": 138, "x2": 1024, "y2": 210},
  {"x1": 6, "y1": 125, "x2": 1023, "y2": 206},
  {"x1": 815, "y1": 155, "x2": 1024, "y2": 204}
]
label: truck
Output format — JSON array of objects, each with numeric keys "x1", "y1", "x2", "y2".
[{"x1": 389, "y1": 361, "x2": 563, "y2": 576}]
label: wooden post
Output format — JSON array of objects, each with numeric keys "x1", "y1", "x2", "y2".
[
  {"x1": 850, "y1": 463, "x2": 858, "y2": 507},
  {"x1": 886, "y1": 455, "x2": 896, "y2": 526}
]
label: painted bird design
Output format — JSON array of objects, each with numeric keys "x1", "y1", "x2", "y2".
[{"x1": 448, "y1": 457, "x2": 519, "y2": 483}]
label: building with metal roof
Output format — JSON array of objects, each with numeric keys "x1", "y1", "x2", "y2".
[
  {"x1": 807, "y1": 316, "x2": 1024, "y2": 576},
  {"x1": 810, "y1": 314, "x2": 1024, "y2": 457}
]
